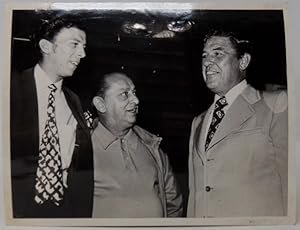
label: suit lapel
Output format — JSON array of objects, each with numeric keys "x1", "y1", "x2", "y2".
[
  {"x1": 199, "y1": 105, "x2": 214, "y2": 153},
  {"x1": 207, "y1": 86, "x2": 260, "y2": 152},
  {"x1": 62, "y1": 87, "x2": 89, "y2": 135},
  {"x1": 193, "y1": 105, "x2": 214, "y2": 161}
]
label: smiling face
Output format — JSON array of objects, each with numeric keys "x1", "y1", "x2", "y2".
[
  {"x1": 95, "y1": 74, "x2": 139, "y2": 135},
  {"x1": 202, "y1": 36, "x2": 245, "y2": 96},
  {"x1": 42, "y1": 27, "x2": 86, "y2": 81}
]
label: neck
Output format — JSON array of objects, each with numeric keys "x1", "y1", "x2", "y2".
[
  {"x1": 39, "y1": 60, "x2": 62, "y2": 83},
  {"x1": 99, "y1": 117, "x2": 130, "y2": 138}
]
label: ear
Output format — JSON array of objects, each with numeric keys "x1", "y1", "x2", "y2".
[
  {"x1": 239, "y1": 53, "x2": 251, "y2": 71},
  {"x1": 93, "y1": 96, "x2": 106, "y2": 113},
  {"x1": 39, "y1": 39, "x2": 53, "y2": 54}
]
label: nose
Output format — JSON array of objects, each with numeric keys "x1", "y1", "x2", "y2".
[
  {"x1": 203, "y1": 56, "x2": 213, "y2": 67},
  {"x1": 77, "y1": 45, "x2": 86, "y2": 58},
  {"x1": 130, "y1": 93, "x2": 139, "y2": 105}
]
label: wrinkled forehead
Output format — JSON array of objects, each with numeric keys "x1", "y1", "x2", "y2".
[
  {"x1": 203, "y1": 36, "x2": 235, "y2": 51},
  {"x1": 54, "y1": 27, "x2": 86, "y2": 43}
]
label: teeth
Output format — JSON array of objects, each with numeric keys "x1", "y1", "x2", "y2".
[
  {"x1": 207, "y1": 71, "x2": 217, "y2": 75},
  {"x1": 128, "y1": 108, "x2": 138, "y2": 113}
]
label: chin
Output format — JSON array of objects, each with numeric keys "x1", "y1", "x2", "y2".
[{"x1": 126, "y1": 119, "x2": 136, "y2": 126}]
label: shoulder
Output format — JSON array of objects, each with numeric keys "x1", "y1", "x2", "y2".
[
  {"x1": 192, "y1": 111, "x2": 207, "y2": 127},
  {"x1": 62, "y1": 86, "x2": 81, "y2": 105},
  {"x1": 133, "y1": 125, "x2": 162, "y2": 147},
  {"x1": 262, "y1": 90, "x2": 288, "y2": 114},
  {"x1": 11, "y1": 67, "x2": 34, "y2": 83},
  {"x1": 133, "y1": 125, "x2": 160, "y2": 141},
  {"x1": 63, "y1": 86, "x2": 79, "y2": 99}
]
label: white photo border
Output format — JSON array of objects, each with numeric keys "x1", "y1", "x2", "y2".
[{"x1": 3, "y1": 1, "x2": 296, "y2": 227}]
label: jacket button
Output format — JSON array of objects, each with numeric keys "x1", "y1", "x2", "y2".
[{"x1": 205, "y1": 186, "x2": 212, "y2": 192}]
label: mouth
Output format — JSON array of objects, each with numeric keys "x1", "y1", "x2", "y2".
[
  {"x1": 70, "y1": 61, "x2": 79, "y2": 69},
  {"x1": 206, "y1": 69, "x2": 219, "y2": 76},
  {"x1": 126, "y1": 107, "x2": 139, "y2": 115}
]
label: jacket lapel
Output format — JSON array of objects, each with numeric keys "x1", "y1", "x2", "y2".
[
  {"x1": 62, "y1": 87, "x2": 89, "y2": 135},
  {"x1": 207, "y1": 86, "x2": 261, "y2": 152},
  {"x1": 192, "y1": 104, "x2": 214, "y2": 161},
  {"x1": 62, "y1": 87, "x2": 90, "y2": 174},
  {"x1": 199, "y1": 105, "x2": 214, "y2": 153}
]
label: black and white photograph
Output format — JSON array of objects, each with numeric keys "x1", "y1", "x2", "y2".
[{"x1": 2, "y1": 1, "x2": 296, "y2": 227}]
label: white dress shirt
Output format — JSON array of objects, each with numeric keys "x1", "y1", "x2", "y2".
[
  {"x1": 34, "y1": 64, "x2": 77, "y2": 187},
  {"x1": 205, "y1": 79, "x2": 248, "y2": 139}
]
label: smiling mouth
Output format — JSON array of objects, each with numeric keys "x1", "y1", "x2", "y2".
[
  {"x1": 206, "y1": 70, "x2": 219, "y2": 76},
  {"x1": 127, "y1": 107, "x2": 138, "y2": 115},
  {"x1": 70, "y1": 61, "x2": 79, "y2": 68}
]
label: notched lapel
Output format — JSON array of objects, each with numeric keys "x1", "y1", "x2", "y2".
[
  {"x1": 207, "y1": 92, "x2": 256, "y2": 152},
  {"x1": 193, "y1": 106, "x2": 213, "y2": 160}
]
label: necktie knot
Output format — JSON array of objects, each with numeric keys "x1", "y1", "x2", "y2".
[
  {"x1": 215, "y1": 96, "x2": 228, "y2": 109},
  {"x1": 48, "y1": 83, "x2": 57, "y2": 92}
]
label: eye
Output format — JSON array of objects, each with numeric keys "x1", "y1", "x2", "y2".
[
  {"x1": 120, "y1": 91, "x2": 129, "y2": 99},
  {"x1": 202, "y1": 53, "x2": 207, "y2": 59},
  {"x1": 132, "y1": 89, "x2": 137, "y2": 96},
  {"x1": 213, "y1": 51, "x2": 224, "y2": 57},
  {"x1": 68, "y1": 41, "x2": 78, "y2": 48}
]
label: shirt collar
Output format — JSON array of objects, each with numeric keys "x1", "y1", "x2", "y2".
[
  {"x1": 214, "y1": 79, "x2": 248, "y2": 108},
  {"x1": 34, "y1": 64, "x2": 63, "y2": 91},
  {"x1": 93, "y1": 121, "x2": 118, "y2": 150},
  {"x1": 93, "y1": 121, "x2": 138, "y2": 150},
  {"x1": 122, "y1": 128, "x2": 138, "y2": 151}
]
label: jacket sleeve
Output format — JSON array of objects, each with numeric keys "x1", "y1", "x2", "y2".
[
  {"x1": 264, "y1": 90, "x2": 288, "y2": 215},
  {"x1": 159, "y1": 149, "x2": 183, "y2": 217}
]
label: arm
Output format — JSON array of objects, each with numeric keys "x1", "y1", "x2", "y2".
[
  {"x1": 270, "y1": 91, "x2": 288, "y2": 215},
  {"x1": 160, "y1": 149, "x2": 183, "y2": 217},
  {"x1": 264, "y1": 90, "x2": 288, "y2": 215}
]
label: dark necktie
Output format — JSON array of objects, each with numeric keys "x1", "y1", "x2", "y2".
[
  {"x1": 34, "y1": 84, "x2": 64, "y2": 206},
  {"x1": 205, "y1": 96, "x2": 228, "y2": 151}
]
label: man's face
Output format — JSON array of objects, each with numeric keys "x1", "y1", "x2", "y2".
[
  {"x1": 102, "y1": 75, "x2": 139, "y2": 132},
  {"x1": 202, "y1": 36, "x2": 244, "y2": 96},
  {"x1": 49, "y1": 27, "x2": 86, "y2": 78}
]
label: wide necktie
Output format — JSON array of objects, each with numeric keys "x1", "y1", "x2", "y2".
[
  {"x1": 205, "y1": 96, "x2": 228, "y2": 151},
  {"x1": 34, "y1": 84, "x2": 64, "y2": 206}
]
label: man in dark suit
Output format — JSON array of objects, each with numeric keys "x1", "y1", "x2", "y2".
[
  {"x1": 188, "y1": 29, "x2": 288, "y2": 217},
  {"x1": 10, "y1": 15, "x2": 94, "y2": 218}
]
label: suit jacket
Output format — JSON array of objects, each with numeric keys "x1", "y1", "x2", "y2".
[
  {"x1": 187, "y1": 85, "x2": 288, "y2": 217},
  {"x1": 10, "y1": 68, "x2": 94, "y2": 218}
]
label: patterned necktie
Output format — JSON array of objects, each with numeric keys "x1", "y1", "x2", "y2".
[
  {"x1": 205, "y1": 96, "x2": 228, "y2": 151},
  {"x1": 34, "y1": 84, "x2": 64, "y2": 206}
]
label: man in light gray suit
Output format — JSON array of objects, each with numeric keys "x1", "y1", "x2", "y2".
[{"x1": 187, "y1": 29, "x2": 288, "y2": 217}]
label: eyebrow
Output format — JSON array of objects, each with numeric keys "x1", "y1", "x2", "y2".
[
  {"x1": 67, "y1": 37, "x2": 86, "y2": 43},
  {"x1": 208, "y1": 46, "x2": 225, "y2": 51},
  {"x1": 203, "y1": 46, "x2": 229, "y2": 53}
]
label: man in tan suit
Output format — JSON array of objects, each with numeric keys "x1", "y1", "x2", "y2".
[{"x1": 187, "y1": 29, "x2": 288, "y2": 217}]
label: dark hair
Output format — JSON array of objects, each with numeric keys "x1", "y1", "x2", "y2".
[
  {"x1": 203, "y1": 29, "x2": 252, "y2": 58},
  {"x1": 95, "y1": 72, "x2": 130, "y2": 98},
  {"x1": 32, "y1": 14, "x2": 85, "y2": 59},
  {"x1": 95, "y1": 75, "x2": 110, "y2": 98}
]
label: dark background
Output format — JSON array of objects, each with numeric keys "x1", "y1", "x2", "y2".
[{"x1": 10, "y1": 9, "x2": 287, "y2": 216}]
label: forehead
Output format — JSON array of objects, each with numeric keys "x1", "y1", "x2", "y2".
[
  {"x1": 203, "y1": 36, "x2": 235, "y2": 51},
  {"x1": 106, "y1": 75, "x2": 135, "y2": 92},
  {"x1": 54, "y1": 27, "x2": 86, "y2": 43}
]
